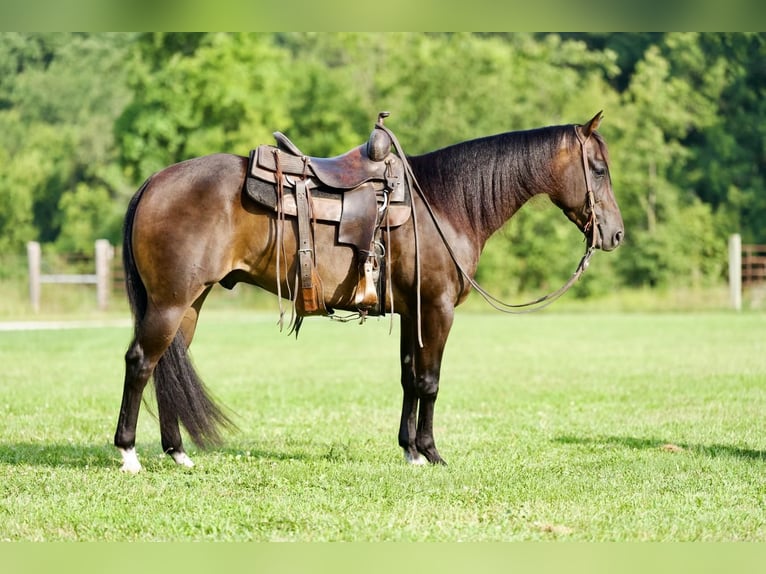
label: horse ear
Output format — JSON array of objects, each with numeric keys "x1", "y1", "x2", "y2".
[{"x1": 581, "y1": 111, "x2": 604, "y2": 138}]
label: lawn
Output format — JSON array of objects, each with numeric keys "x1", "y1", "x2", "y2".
[{"x1": 0, "y1": 310, "x2": 764, "y2": 541}]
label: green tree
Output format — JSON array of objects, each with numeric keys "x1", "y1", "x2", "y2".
[
  {"x1": 674, "y1": 33, "x2": 766, "y2": 244},
  {"x1": 0, "y1": 32, "x2": 132, "y2": 254},
  {"x1": 117, "y1": 33, "x2": 299, "y2": 180},
  {"x1": 610, "y1": 35, "x2": 727, "y2": 287}
]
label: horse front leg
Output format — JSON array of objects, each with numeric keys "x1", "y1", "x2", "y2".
[
  {"x1": 398, "y1": 315, "x2": 425, "y2": 465},
  {"x1": 399, "y1": 307, "x2": 454, "y2": 465}
]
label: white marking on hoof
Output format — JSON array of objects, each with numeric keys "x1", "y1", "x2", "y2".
[
  {"x1": 118, "y1": 447, "x2": 142, "y2": 474},
  {"x1": 170, "y1": 451, "x2": 195, "y2": 468},
  {"x1": 404, "y1": 451, "x2": 427, "y2": 466}
]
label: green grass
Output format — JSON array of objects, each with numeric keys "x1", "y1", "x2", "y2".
[{"x1": 0, "y1": 310, "x2": 765, "y2": 541}]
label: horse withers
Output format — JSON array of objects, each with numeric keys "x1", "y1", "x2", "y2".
[{"x1": 114, "y1": 112, "x2": 623, "y2": 472}]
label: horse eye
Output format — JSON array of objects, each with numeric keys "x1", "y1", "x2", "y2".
[{"x1": 593, "y1": 166, "x2": 606, "y2": 178}]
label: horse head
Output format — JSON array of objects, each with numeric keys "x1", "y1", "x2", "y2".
[{"x1": 552, "y1": 111, "x2": 624, "y2": 252}]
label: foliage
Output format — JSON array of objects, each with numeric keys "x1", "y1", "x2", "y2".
[
  {"x1": 676, "y1": 33, "x2": 766, "y2": 245},
  {"x1": 0, "y1": 33, "x2": 132, "y2": 254},
  {"x1": 117, "y1": 33, "x2": 293, "y2": 179},
  {"x1": 0, "y1": 32, "x2": 763, "y2": 292}
]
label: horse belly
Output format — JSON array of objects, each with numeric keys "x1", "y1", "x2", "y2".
[{"x1": 233, "y1": 212, "x2": 363, "y2": 311}]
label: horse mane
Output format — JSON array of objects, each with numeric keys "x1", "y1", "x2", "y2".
[{"x1": 407, "y1": 124, "x2": 578, "y2": 242}]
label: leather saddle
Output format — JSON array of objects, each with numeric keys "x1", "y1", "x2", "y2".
[{"x1": 244, "y1": 112, "x2": 412, "y2": 318}]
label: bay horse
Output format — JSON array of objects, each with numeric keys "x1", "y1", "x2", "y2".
[{"x1": 114, "y1": 112, "x2": 623, "y2": 473}]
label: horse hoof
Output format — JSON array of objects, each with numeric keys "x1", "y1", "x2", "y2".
[
  {"x1": 170, "y1": 451, "x2": 195, "y2": 468},
  {"x1": 118, "y1": 447, "x2": 142, "y2": 474},
  {"x1": 421, "y1": 448, "x2": 447, "y2": 465},
  {"x1": 404, "y1": 450, "x2": 427, "y2": 466}
]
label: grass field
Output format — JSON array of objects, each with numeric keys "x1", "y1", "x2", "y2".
[{"x1": 0, "y1": 309, "x2": 764, "y2": 541}]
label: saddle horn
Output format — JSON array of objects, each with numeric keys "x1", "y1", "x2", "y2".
[{"x1": 368, "y1": 111, "x2": 393, "y2": 162}]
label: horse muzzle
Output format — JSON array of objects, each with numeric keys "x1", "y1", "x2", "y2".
[{"x1": 596, "y1": 223, "x2": 624, "y2": 252}]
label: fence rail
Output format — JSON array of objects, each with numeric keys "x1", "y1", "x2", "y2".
[
  {"x1": 728, "y1": 235, "x2": 766, "y2": 310},
  {"x1": 27, "y1": 240, "x2": 114, "y2": 312},
  {"x1": 742, "y1": 244, "x2": 766, "y2": 286}
]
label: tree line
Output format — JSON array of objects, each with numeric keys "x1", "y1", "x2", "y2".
[{"x1": 1, "y1": 32, "x2": 763, "y2": 295}]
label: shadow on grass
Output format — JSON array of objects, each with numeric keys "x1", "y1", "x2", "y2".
[
  {"x1": 0, "y1": 441, "x2": 333, "y2": 469},
  {"x1": 211, "y1": 445, "x2": 319, "y2": 462},
  {"x1": 555, "y1": 435, "x2": 766, "y2": 461},
  {"x1": 0, "y1": 442, "x2": 117, "y2": 468}
]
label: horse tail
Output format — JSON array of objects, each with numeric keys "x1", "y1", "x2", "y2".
[
  {"x1": 154, "y1": 334, "x2": 235, "y2": 448},
  {"x1": 123, "y1": 177, "x2": 151, "y2": 327},
  {"x1": 123, "y1": 176, "x2": 234, "y2": 448}
]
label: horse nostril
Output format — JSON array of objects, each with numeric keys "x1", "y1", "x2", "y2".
[{"x1": 614, "y1": 229, "x2": 624, "y2": 245}]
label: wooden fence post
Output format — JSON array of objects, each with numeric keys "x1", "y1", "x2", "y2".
[
  {"x1": 95, "y1": 239, "x2": 113, "y2": 311},
  {"x1": 729, "y1": 234, "x2": 742, "y2": 311},
  {"x1": 26, "y1": 239, "x2": 114, "y2": 312},
  {"x1": 27, "y1": 241, "x2": 41, "y2": 313}
]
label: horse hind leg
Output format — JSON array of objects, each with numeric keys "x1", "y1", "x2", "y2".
[
  {"x1": 154, "y1": 294, "x2": 233, "y2": 469},
  {"x1": 114, "y1": 303, "x2": 188, "y2": 473},
  {"x1": 115, "y1": 339, "x2": 151, "y2": 473},
  {"x1": 157, "y1": 287, "x2": 214, "y2": 469}
]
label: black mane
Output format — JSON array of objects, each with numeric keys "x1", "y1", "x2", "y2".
[{"x1": 407, "y1": 125, "x2": 576, "y2": 242}]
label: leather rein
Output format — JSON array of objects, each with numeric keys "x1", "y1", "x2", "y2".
[{"x1": 378, "y1": 123, "x2": 599, "y2": 346}]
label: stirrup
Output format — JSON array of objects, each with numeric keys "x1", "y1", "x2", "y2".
[{"x1": 354, "y1": 257, "x2": 378, "y2": 310}]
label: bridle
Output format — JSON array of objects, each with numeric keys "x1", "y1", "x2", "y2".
[
  {"x1": 378, "y1": 122, "x2": 600, "y2": 346},
  {"x1": 574, "y1": 125, "x2": 599, "y2": 253}
]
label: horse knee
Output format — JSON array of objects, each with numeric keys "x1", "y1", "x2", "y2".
[{"x1": 415, "y1": 373, "x2": 439, "y2": 399}]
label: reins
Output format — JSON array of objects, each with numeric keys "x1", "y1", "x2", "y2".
[{"x1": 377, "y1": 123, "x2": 598, "y2": 346}]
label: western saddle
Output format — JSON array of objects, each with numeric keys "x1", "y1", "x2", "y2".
[{"x1": 245, "y1": 112, "x2": 411, "y2": 322}]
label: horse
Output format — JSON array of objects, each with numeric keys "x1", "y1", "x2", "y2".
[{"x1": 114, "y1": 111, "x2": 623, "y2": 473}]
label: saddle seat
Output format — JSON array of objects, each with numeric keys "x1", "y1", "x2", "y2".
[{"x1": 259, "y1": 127, "x2": 402, "y2": 194}]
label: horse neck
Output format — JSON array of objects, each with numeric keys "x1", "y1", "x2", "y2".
[{"x1": 408, "y1": 127, "x2": 567, "y2": 245}]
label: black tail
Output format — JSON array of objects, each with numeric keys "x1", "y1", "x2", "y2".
[
  {"x1": 123, "y1": 177, "x2": 235, "y2": 448},
  {"x1": 123, "y1": 178, "x2": 151, "y2": 327},
  {"x1": 153, "y1": 335, "x2": 235, "y2": 448}
]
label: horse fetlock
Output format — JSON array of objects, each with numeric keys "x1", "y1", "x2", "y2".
[{"x1": 169, "y1": 450, "x2": 195, "y2": 468}]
